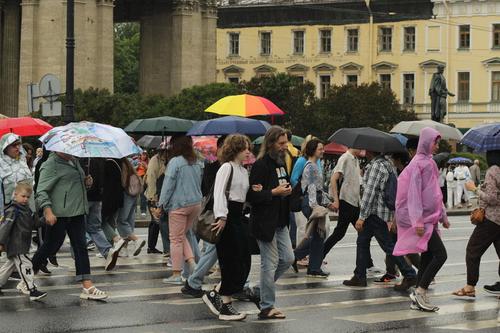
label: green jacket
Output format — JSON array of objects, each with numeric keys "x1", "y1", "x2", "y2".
[{"x1": 36, "y1": 153, "x2": 89, "y2": 217}]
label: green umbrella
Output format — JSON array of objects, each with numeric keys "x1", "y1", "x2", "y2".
[
  {"x1": 253, "y1": 134, "x2": 304, "y2": 147},
  {"x1": 124, "y1": 116, "x2": 197, "y2": 135}
]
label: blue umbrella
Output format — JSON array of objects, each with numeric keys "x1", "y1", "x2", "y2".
[
  {"x1": 391, "y1": 133, "x2": 408, "y2": 146},
  {"x1": 461, "y1": 123, "x2": 500, "y2": 152},
  {"x1": 187, "y1": 116, "x2": 271, "y2": 136},
  {"x1": 447, "y1": 157, "x2": 473, "y2": 165}
]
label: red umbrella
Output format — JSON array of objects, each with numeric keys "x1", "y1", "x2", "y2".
[
  {"x1": 0, "y1": 117, "x2": 53, "y2": 137},
  {"x1": 324, "y1": 142, "x2": 347, "y2": 155}
]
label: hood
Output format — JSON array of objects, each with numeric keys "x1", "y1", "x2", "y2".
[
  {"x1": 0, "y1": 133, "x2": 21, "y2": 154},
  {"x1": 416, "y1": 127, "x2": 441, "y2": 156}
]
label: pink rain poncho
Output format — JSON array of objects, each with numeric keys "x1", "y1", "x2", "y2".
[{"x1": 393, "y1": 127, "x2": 446, "y2": 256}]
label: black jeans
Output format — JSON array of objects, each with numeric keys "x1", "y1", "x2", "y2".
[
  {"x1": 354, "y1": 215, "x2": 416, "y2": 280},
  {"x1": 466, "y1": 219, "x2": 500, "y2": 286},
  {"x1": 386, "y1": 232, "x2": 420, "y2": 276},
  {"x1": 323, "y1": 200, "x2": 374, "y2": 268},
  {"x1": 32, "y1": 215, "x2": 91, "y2": 282},
  {"x1": 417, "y1": 229, "x2": 447, "y2": 289},
  {"x1": 216, "y1": 201, "x2": 251, "y2": 296},
  {"x1": 148, "y1": 219, "x2": 160, "y2": 250}
]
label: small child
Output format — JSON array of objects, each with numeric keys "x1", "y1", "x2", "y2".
[{"x1": 0, "y1": 182, "x2": 47, "y2": 301}]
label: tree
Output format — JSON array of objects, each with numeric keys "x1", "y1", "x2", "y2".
[{"x1": 114, "y1": 22, "x2": 140, "y2": 94}]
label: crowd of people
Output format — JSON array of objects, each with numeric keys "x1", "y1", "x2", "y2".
[{"x1": 0, "y1": 125, "x2": 498, "y2": 320}]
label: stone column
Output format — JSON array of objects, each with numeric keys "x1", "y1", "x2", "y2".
[
  {"x1": 2, "y1": 0, "x2": 21, "y2": 117},
  {"x1": 95, "y1": 0, "x2": 114, "y2": 92},
  {"x1": 201, "y1": 0, "x2": 217, "y2": 84}
]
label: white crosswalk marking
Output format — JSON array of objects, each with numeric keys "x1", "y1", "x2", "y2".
[{"x1": 435, "y1": 319, "x2": 500, "y2": 330}]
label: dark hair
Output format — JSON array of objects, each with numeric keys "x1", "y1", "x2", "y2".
[
  {"x1": 217, "y1": 135, "x2": 227, "y2": 149},
  {"x1": 486, "y1": 150, "x2": 500, "y2": 167},
  {"x1": 219, "y1": 134, "x2": 252, "y2": 163},
  {"x1": 257, "y1": 125, "x2": 287, "y2": 159},
  {"x1": 170, "y1": 135, "x2": 197, "y2": 164},
  {"x1": 406, "y1": 138, "x2": 419, "y2": 150},
  {"x1": 285, "y1": 129, "x2": 293, "y2": 141},
  {"x1": 304, "y1": 139, "x2": 323, "y2": 158}
]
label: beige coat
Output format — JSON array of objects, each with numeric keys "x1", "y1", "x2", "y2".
[{"x1": 144, "y1": 153, "x2": 166, "y2": 201}]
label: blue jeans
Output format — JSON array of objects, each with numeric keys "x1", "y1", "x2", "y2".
[
  {"x1": 188, "y1": 242, "x2": 218, "y2": 290},
  {"x1": 294, "y1": 227, "x2": 324, "y2": 272},
  {"x1": 85, "y1": 201, "x2": 112, "y2": 258},
  {"x1": 182, "y1": 228, "x2": 201, "y2": 279},
  {"x1": 117, "y1": 193, "x2": 137, "y2": 238},
  {"x1": 160, "y1": 213, "x2": 170, "y2": 253},
  {"x1": 257, "y1": 227, "x2": 294, "y2": 310},
  {"x1": 354, "y1": 215, "x2": 416, "y2": 280}
]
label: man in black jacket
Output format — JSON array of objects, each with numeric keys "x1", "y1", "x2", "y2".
[{"x1": 247, "y1": 126, "x2": 294, "y2": 320}]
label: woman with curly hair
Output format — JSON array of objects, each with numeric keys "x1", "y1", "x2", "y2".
[{"x1": 203, "y1": 134, "x2": 257, "y2": 321}]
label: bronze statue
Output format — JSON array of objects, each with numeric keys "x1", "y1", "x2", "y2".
[{"x1": 429, "y1": 65, "x2": 454, "y2": 123}]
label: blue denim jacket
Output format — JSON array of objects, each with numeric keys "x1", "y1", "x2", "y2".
[{"x1": 159, "y1": 156, "x2": 203, "y2": 211}]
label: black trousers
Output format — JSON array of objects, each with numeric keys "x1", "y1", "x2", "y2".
[
  {"x1": 466, "y1": 219, "x2": 500, "y2": 286},
  {"x1": 416, "y1": 230, "x2": 447, "y2": 289},
  {"x1": 216, "y1": 201, "x2": 251, "y2": 296},
  {"x1": 386, "y1": 232, "x2": 421, "y2": 276}
]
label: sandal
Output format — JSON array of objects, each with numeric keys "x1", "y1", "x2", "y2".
[
  {"x1": 258, "y1": 307, "x2": 286, "y2": 320},
  {"x1": 80, "y1": 286, "x2": 108, "y2": 300},
  {"x1": 452, "y1": 287, "x2": 475, "y2": 298}
]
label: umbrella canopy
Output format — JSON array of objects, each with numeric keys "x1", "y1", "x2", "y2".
[
  {"x1": 433, "y1": 152, "x2": 450, "y2": 166},
  {"x1": 205, "y1": 94, "x2": 285, "y2": 117},
  {"x1": 253, "y1": 134, "x2": 304, "y2": 147},
  {"x1": 324, "y1": 142, "x2": 348, "y2": 155},
  {"x1": 460, "y1": 123, "x2": 500, "y2": 152},
  {"x1": 137, "y1": 135, "x2": 163, "y2": 149},
  {"x1": 193, "y1": 136, "x2": 218, "y2": 162},
  {"x1": 124, "y1": 116, "x2": 197, "y2": 135},
  {"x1": 328, "y1": 127, "x2": 406, "y2": 153},
  {"x1": 40, "y1": 121, "x2": 142, "y2": 158},
  {"x1": 448, "y1": 157, "x2": 473, "y2": 165},
  {"x1": 0, "y1": 117, "x2": 53, "y2": 137},
  {"x1": 391, "y1": 133, "x2": 408, "y2": 146},
  {"x1": 390, "y1": 120, "x2": 463, "y2": 141},
  {"x1": 187, "y1": 116, "x2": 271, "y2": 136}
]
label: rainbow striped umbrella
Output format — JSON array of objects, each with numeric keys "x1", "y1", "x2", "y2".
[{"x1": 205, "y1": 94, "x2": 284, "y2": 117}]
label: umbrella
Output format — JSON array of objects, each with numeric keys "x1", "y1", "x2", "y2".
[
  {"x1": 433, "y1": 152, "x2": 450, "y2": 166},
  {"x1": 390, "y1": 120, "x2": 463, "y2": 141},
  {"x1": 205, "y1": 94, "x2": 285, "y2": 117},
  {"x1": 0, "y1": 117, "x2": 53, "y2": 137},
  {"x1": 447, "y1": 157, "x2": 473, "y2": 165},
  {"x1": 328, "y1": 127, "x2": 406, "y2": 153},
  {"x1": 124, "y1": 116, "x2": 197, "y2": 135},
  {"x1": 137, "y1": 135, "x2": 162, "y2": 149},
  {"x1": 324, "y1": 142, "x2": 348, "y2": 155},
  {"x1": 253, "y1": 135, "x2": 304, "y2": 147},
  {"x1": 187, "y1": 116, "x2": 271, "y2": 136},
  {"x1": 391, "y1": 133, "x2": 408, "y2": 146},
  {"x1": 193, "y1": 136, "x2": 218, "y2": 162},
  {"x1": 40, "y1": 121, "x2": 142, "y2": 158},
  {"x1": 460, "y1": 123, "x2": 500, "y2": 152}
]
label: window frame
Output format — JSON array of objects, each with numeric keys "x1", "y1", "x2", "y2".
[
  {"x1": 379, "y1": 73, "x2": 391, "y2": 89},
  {"x1": 403, "y1": 26, "x2": 416, "y2": 52},
  {"x1": 346, "y1": 74, "x2": 358, "y2": 86},
  {"x1": 402, "y1": 73, "x2": 415, "y2": 105},
  {"x1": 260, "y1": 31, "x2": 272, "y2": 56},
  {"x1": 379, "y1": 26, "x2": 393, "y2": 52},
  {"x1": 491, "y1": 71, "x2": 500, "y2": 102},
  {"x1": 457, "y1": 71, "x2": 470, "y2": 102},
  {"x1": 346, "y1": 28, "x2": 359, "y2": 53},
  {"x1": 493, "y1": 24, "x2": 500, "y2": 49},
  {"x1": 319, "y1": 29, "x2": 332, "y2": 53},
  {"x1": 293, "y1": 30, "x2": 305, "y2": 55},
  {"x1": 458, "y1": 24, "x2": 471, "y2": 50},
  {"x1": 319, "y1": 75, "x2": 331, "y2": 99},
  {"x1": 228, "y1": 32, "x2": 240, "y2": 57}
]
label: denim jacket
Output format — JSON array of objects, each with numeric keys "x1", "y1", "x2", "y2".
[{"x1": 159, "y1": 156, "x2": 203, "y2": 211}]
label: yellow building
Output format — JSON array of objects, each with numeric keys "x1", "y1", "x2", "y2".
[{"x1": 216, "y1": 0, "x2": 500, "y2": 130}]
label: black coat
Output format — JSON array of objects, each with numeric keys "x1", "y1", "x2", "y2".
[
  {"x1": 247, "y1": 154, "x2": 290, "y2": 242},
  {"x1": 0, "y1": 203, "x2": 37, "y2": 257},
  {"x1": 102, "y1": 159, "x2": 124, "y2": 218}
]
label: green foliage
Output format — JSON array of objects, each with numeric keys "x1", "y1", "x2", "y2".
[
  {"x1": 438, "y1": 140, "x2": 452, "y2": 153},
  {"x1": 450, "y1": 152, "x2": 488, "y2": 170},
  {"x1": 114, "y1": 23, "x2": 140, "y2": 94}
]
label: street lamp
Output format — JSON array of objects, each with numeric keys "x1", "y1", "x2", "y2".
[{"x1": 65, "y1": 0, "x2": 75, "y2": 123}]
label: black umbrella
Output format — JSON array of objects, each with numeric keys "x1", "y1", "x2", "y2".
[
  {"x1": 328, "y1": 127, "x2": 406, "y2": 153},
  {"x1": 433, "y1": 152, "x2": 450, "y2": 166},
  {"x1": 124, "y1": 116, "x2": 197, "y2": 135},
  {"x1": 137, "y1": 135, "x2": 163, "y2": 149}
]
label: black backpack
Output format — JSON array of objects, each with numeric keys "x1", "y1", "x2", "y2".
[
  {"x1": 289, "y1": 162, "x2": 311, "y2": 212},
  {"x1": 383, "y1": 163, "x2": 398, "y2": 211}
]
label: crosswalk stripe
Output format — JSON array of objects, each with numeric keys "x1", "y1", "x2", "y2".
[
  {"x1": 182, "y1": 325, "x2": 232, "y2": 331},
  {"x1": 435, "y1": 319, "x2": 500, "y2": 330}
]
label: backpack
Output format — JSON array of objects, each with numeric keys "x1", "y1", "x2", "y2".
[
  {"x1": 289, "y1": 161, "x2": 311, "y2": 212},
  {"x1": 383, "y1": 163, "x2": 398, "y2": 211},
  {"x1": 126, "y1": 173, "x2": 143, "y2": 197}
]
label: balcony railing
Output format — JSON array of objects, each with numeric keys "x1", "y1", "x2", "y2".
[{"x1": 454, "y1": 102, "x2": 471, "y2": 113}]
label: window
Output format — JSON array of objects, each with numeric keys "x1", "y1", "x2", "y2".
[
  {"x1": 228, "y1": 33, "x2": 239, "y2": 56},
  {"x1": 379, "y1": 27, "x2": 392, "y2": 52},
  {"x1": 457, "y1": 72, "x2": 470, "y2": 101},
  {"x1": 380, "y1": 74, "x2": 391, "y2": 89},
  {"x1": 493, "y1": 24, "x2": 500, "y2": 48},
  {"x1": 294, "y1": 76, "x2": 304, "y2": 83},
  {"x1": 403, "y1": 74, "x2": 415, "y2": 105},
  {"x1": 293, "y1": 31, "x2": 305, "y2": 54},
  {"x1": 347, "y1": 29, "x2": 359, "y2": 52},
  {"x1": 260, "y1": 32, "x2": 271, "y2": 55},
  {"x1": 320, "y1": 29, "x2": 331, "y2": 53},
  {"x1": 228, "y1": 77, "x2": 239, "y2": 84},
  {"x1": 492, "y1": 71, "x2": 500, "y2": 101},
  {"x1": 459, "y1": 25, "x2": 470, "y2": 49},
  {"x1": 403, "y1": 27, "x2": 416, "y2": 51},
  {"x1": 319, "y1": 75, "x2": 331, "y2": 98},
  {"x1": 346, "y1": 75, "x2": 358, "y2": 86}
]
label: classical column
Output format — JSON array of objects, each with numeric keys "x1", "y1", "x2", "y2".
[
  {"x1": 95, "y1": 0, "x2": 114, "y2": 92},
  {"x1": 201, "y1": 0, "x2": 217, "y2": 84},
  {"x1": 2, "y1": 0, "x2": 21, "y2": 117}
]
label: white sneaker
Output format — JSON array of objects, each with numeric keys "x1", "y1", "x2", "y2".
[
  {"x1": 367, "y1": 266, "x2": 384, "y2": 278},
  {"x1": 96, "y1": 253, "x2": 104, "y2": 258},
  {"x1": 121, "y1": 243, "x2": 129, "y2": 257},
  {"x1": 16, "y1": 281, "x2": 31, "y2": 295},
  {"x1": 162, "y1": 275, "x2": 183, "y2": 285},
  {"x1": 80, "y1": 286, "x2": 108, "y2": 300},
  {"x1": 132, "y1": 238, "x2": 146, "y2": 256}
]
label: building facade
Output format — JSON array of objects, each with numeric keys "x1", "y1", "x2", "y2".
[{"x1": 216, "y1": 0, "x2": 500, "y2": 129}]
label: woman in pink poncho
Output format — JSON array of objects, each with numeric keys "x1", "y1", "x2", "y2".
[{"x1": 393, "y1": 127, "x2": 450, "y2": 312}]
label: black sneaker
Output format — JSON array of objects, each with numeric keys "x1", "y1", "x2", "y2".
[
  {"x1": 29, "y1": 289, "x2": 47, "y2": 301},
  {"x1": 147, "y1": 248, "x2": 162, "y2": 254},
  {"x1": 394, "y1": 277, "x2": 417, "y2": 291},
  {"x1": 218, "y1": 302, "x2": 246, "y2": 321},
  {"x1": 484, "y1": 281, "x2": 500, "y2": 295},
  {"x1": 202, "y1": 289, "x2": 222, "y2": 316},
  {"x1": 181, "y1": 281, "x2": 204, "y2": 298},
  {"x1": 87, "y1": 241, "x2": 96, "y2": 251},
  {"x1": 39, "y1": 265, "x2": 52, "y2": 275},
  {"x1": 48, "y1": 256, "x2": 59, "y2": 267},
  {"x1": 292, "y1": 259, "x2": 298, "y2": 273},
  {"x1": 307, "y1": 270, "x2": 330, "y2": 278},
  {"x1": 9, "y1": 271, "x2": 21, "y2": 281},
  {"x1": 233, "y1": 287, "x2": 261, "y2": 310},
  {"x1": 343, "y1": 275, "x2": 367, "y2": 287},
  {"x1": 373, "y1": 273, "x2": 398, "y2": 285}
]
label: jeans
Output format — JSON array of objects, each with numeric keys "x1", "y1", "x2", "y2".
[
  {"x1": 140, "y1": 193, "x2": 147, "y2": 214},
  {"x1": 386, "y1": 231, "x2": 420, "y2": 276},
  {"x1": 354, "y1": 215, "x2": 416, "y2": 280},
  {"x1": 182, "y1": 228, "x2": 201, "y2": 279},
  {"x1": 417, "y1": 229, "x2": 447, "y2": 289},
  {"x1": 289, "y1": 212, "x2": 297, "y2": 248},
  {"x1": 160, "y1": 213, "x2": 170, "y2": 253},
  {"x1": 32, "y1": 215, "x2": 91, "y2": 282},
  {"x1": 85, "y1": 201, "x2": 112, "y2": 258},
  {"x1": 294, "y1": 227, "x2": 324, "y2": 272},
  {"x1": 188, "y1": 242, "x2": 218, "y2": 290},
  {"x1": 257, "y1": 226, "x2": 294, "y2": 310},
  {"x1": 168, "y1": 204, "x2": 201, "y2": 271},
  {"x1": 117, "y1": 193, "x2": 137, "y2": 238},
  {"x1": 102, "y1": 212, "x2": 119, "y2": 243}
]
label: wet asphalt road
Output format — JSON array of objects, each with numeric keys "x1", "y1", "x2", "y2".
[{"x1": 0, "y1": 215, "x2": 498, "y2": 333}]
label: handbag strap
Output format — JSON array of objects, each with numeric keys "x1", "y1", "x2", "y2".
[{"x1": 225, "y1": 164, "x2": 234, "y2": 201}]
